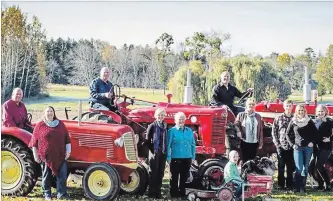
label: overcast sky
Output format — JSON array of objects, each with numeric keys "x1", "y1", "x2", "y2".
[{"x1": 2, "y1": 1, "x2": 333, "y2": 56}]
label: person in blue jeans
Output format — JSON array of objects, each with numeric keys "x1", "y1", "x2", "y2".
[
  {"x1": 29, "y1": 106, "x2": 71, "y2": 200},
  {"x1": 167, "y1": 112, "x2": 196, "y2": 199},
  {"x1": 286, "y1": 104, "x2": 317, "y2": 193},
  {"x1": 224, "y1": 150, "x2": 244, "y2": 198},
  {"x1": 313, "y1": 104, "x2": 333, "y2": 191}
]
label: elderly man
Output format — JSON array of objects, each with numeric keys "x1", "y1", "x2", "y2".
[
  {"x1": 2, "y1": 88, "x2": 32, "y2": 131},
  {"x1": 210, "y1": 71, "x2": 253, "y2": 116},
  {"x1": 89, "y1": 67, "x2": 117, "y2": 112}
]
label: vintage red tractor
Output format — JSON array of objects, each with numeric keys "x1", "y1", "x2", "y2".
[
  {"x1": 77, "y1": 85, "x2": 275, "y2": 190},
  {"x1": 1, "y1": 110, "x2": 147, "y2": 200}
]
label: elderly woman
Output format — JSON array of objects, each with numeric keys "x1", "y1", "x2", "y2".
[
  {"x1": 29, "y1": 106, "x2": 71, "y2": 200},
  {"x1": 2, "y1": 88, "x2": 32, "y2": 132},
  {"x1": 146, "y1": 108, "x2": 168, "y2": 199},
  {"x1": 235, "y1": 98, "x2": 263, "y2": 163},
  {"x1": 167, "y1": 112, "x2": 196, "y2": 198},
  {"x1": 286, "y1": 104, "x2": 317, "y2": 193},
  {"x1": 313, "y1": 104, "x2": 332, "y2": 191}
]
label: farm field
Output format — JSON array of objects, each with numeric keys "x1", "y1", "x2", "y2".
[{"x1": 24, "y1": 84, "x2": 333, "y2": 122}]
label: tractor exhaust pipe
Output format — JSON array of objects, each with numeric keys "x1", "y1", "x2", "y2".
[
  {"x1": 184, "y1": 68, "x2": 193, "y2": 104},
  {"x1": 78, "y1": 100, "x2": 82, "y2": 126},
  {"x1": 303, "y1": 65, "x2": 311, "y2": 103}
]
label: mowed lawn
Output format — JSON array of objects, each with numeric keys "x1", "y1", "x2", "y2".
[
  {"x1": 25, "y1": 84, "x2": 171, "y2": 121},
  {"x1": 25, "y1": 84, "x2": 333, "y2": 121}
]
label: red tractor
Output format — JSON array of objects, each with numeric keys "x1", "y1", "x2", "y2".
[
  {"x1": 78, "y1": 85, "x2": 261, "y2": 190},
  {"x1": 1, "y1": 110, "x2": 147, "y2": 200}
]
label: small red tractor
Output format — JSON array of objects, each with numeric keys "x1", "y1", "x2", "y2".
[
  {"x1": 186, "y1": 174, "x2": 274, "y2": 201},
  {"x1": 1, "y1": 108, "x2": 146, "y2": 200},
  {"x1": 186, "y1": 157, "x2": 275, "y2": 201}
]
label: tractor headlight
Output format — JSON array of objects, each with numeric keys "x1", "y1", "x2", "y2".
[
  {"x1": 190, "y1": 116, "x2": 197, "y2": 123},
  {"x1": 114, "y1": 136, "x2": 124, "y2": 147}
]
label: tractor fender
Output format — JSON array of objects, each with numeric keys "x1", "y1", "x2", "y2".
[
  {"x1": 1, "y1": 127, "x2": 33, "y2": 146},
  {"x1": 199, "y1": 157, "x2": 228, "y2": 169},
  {"x1": 112, "y1": 163, "x2": 137, "y2": 183}
]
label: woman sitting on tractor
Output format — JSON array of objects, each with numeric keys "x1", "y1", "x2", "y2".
[
  {"x1": 313, "y1": 104, "x2": 333, "y2": 191},
  {"x1": 29, "y1": 106, "x2": 71, "y2": 200},
  {"x1": 224, "y1": 150, "x2": 244, "y2": 198}
]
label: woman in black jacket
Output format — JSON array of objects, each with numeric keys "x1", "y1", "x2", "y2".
[
  {"x1": 286, "y1": 104, "x2": 317, "y2": 193},
  {"x1": 145, "y1": 108, "x2": 168, "y2": 199},
  {"x1": 313, "y1": 104, "x2": 333, "y2": 191}
]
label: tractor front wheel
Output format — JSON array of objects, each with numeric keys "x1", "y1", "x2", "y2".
[
  {"x1": 120, "y1": 163, "x2": 148, "y2": 195},
  {"x1": 1, "y1": 137, "x2": 38, "y2": 196},
  {"x1": 83, "y1": 163, "x2": 120, "y2": 201}
]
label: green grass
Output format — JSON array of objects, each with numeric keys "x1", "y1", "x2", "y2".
[
  {"x1": 2, "y1": 180, "x2": 332, "y2": 201},
  {"x1": 25, "y1": 84, "x2": 170, "y2": 121},
  {"x1": 47, "y1": 84, "x2": 169, "y2": 102}
]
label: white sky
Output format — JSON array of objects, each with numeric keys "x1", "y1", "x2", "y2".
[{"x1": 2, "y1": 1, "x2": 333, "y2": 56}]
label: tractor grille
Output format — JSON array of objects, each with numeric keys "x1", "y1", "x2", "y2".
[
  {"x1": 71, "y1": 133, "x2": 114, "y2": 159},
  {"x1": 123, "y1": 132, "x2": 137, "y2": 161},
  {"x1": 211, "y1": 116, "x2": 227, "y2": 146}
]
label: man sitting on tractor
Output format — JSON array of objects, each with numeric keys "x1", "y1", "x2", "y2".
[
  {"x1": 89, "y1": 67, "x2": 117, "y2": 112},
  {"x1": 210, "y1": 71, "x2": 253, "y2": 116},
  {"x1": 2, "y1": 88, "x2": 32, "y2": 132}
]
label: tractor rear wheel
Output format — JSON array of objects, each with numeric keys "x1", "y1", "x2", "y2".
[
  {"x1": 83, "y1": 163, "x2": 120, "y2": 201},
  {"x1": 198, "y1": 159, "x2": 227, "y2": 190},
  {"x1": 120, "y1": 163, "x2": 148, "y2": 195},
  {"x1": 1, "y1": 137, "x2": 38, "y2": 196}
]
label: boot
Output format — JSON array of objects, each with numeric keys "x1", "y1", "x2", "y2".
[
  {"x1": 293, "y1": 174, "x2": 300, "y2": 192},
  {"x1": 300, "y1": 176, "x2": 307, "y2": 193}
]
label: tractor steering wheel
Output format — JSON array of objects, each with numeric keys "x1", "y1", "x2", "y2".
[
  {"x1": 112, "y1": 84, "x2": 121, "y2": 106},
  {"x1": 27, "y1": 113, "x2": 32, "y2": 124},
  {"x1": 237, "y1": 90, "x2": 253, "y2": 105}
]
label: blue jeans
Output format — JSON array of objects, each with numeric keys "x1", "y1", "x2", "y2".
[
  {"x1": 229, "y1": 179, "x2": 244, "y2": 198},
  {"x1": 41, "y1": 161, "x2": 68, "y2": 198},
  {"x1": 293, "y1": 146, "x2": 313, "y2": 190}
]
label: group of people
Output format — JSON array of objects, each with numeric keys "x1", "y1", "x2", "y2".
[
  {"x1": 2, "y1": 67, "x2": 332, "y2": 200},
  {"x1": 272, "y1": 100, "x2": 333, "y2": 192},
  {"x1": 145, "y1": 109, "x2": 196, "y2": 199},
  {"x1": 2, "y1": 88, "x2": 71, "y2": 200}
]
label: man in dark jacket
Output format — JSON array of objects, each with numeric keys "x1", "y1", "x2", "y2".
[
  {"x1": 89, "y1": 67, "x2": 117, "y2": 112},
  {"x1": 271, "y1": 99, "x2": 295, "y2": 190},
  {"x1": 210, "y1": 71, "x2": 253, "y2": 116}
]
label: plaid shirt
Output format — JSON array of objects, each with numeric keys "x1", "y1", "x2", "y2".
[{"x1": 272, "y1": 113, "x2": 293, "y2": 150}]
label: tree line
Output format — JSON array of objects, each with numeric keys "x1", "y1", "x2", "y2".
[{"x1": 2, "y1": 5, "x2": 333, "y2": 104}]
